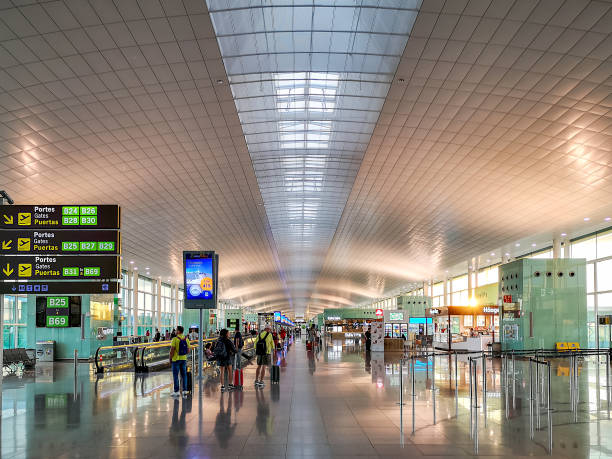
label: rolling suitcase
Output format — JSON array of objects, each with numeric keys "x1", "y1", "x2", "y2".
[
  {"x1": 270, "y1": 364, "x2": 280, "y2": 384},
  {"x1": 233, "y1": 368, "x2": 244, "y2": 389},
  {"x1": 306, "y1": 341, "x2": 312, "y2": 351},
  {"x1": 233, "y1": 353, "x2": 243, "y2": 390},
  {"x1": 185, "y1": 368, "x2": 193, "y2": 394}
]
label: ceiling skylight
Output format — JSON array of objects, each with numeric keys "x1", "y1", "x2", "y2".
[{"x1": 207, "y1": 0, "x2": 422, "y2": 313}]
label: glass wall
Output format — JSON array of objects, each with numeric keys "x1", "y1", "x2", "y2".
[
  {"x1": 137, "y1": 277, "x2": 156, "y2": 336},
  {"x1": 570, "y1": 229, "x2": 612, "y2": 348},
  {"x1": 451, "y1": 275, "x2": 468, "y2": 305},
  {"x1": 3, "y1": 295, "x2": 27, "y2": 349},
  {"x1": 120, "y1": 271, "x2": 133, "y2": 336},
  {"x1": 118, "y1": 272, "x2": 182, "y2": 338}
]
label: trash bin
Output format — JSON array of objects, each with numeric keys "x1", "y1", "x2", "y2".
[{"x1": 36, "y1": 341, "x2": 55, "y2": 362}]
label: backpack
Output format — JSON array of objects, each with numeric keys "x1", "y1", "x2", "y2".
[
  {"x1": 214, "y1": 339, "x2": 228, "y2": 359},
  {"x1": 178, "y1": 337, "x2": 188, "y2": 356},
  {"x1": 256, "y1": 332, "x2": 269, "y2": 356}
]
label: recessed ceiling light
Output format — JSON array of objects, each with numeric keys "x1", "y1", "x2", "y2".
[
  {"x1": 486, "y1": 259, "x2": 490, "y2": 263},
  {"x1": 515, "y1": 243, "x2": 520, "y2": 247},
  {"x1": 215, "y1": 79, "x2": 224, "y2": 85},
  {"x1": 505, "y1": 253, "x2": 510, "y2": 256},
  {"x1": 130, "y1": 261, "x2": 134, "y2": 264},
  {"x1": 134, "y1": 267, "x2": 138, "y2": 270},
  {"x1": 605, "y1": 217, "x2": 611, "y2": 221},
  {"x1": 490, "y1": 252, "x2": 495, "y2": 256},
  {"x1": 584, "y1": 217, "x2": 590, "y2": 221},
  {"x1": 561, "y1": 232, "x2": 567, "y2": 237},
  {"x1": 531, "y1": 243, "x2": 537, "y2": 247}
]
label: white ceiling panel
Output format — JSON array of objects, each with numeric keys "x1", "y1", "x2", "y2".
[{"x1": 0, "y1": 0, "x2": 610, "y2": 317}]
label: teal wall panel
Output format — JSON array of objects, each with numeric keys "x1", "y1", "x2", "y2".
[{"x1": 500, "y1": 259, "x2": 587, "y2": 351}]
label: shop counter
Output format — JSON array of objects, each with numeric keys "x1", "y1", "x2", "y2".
[
  {"x1": 433, "y1": 335, "x2": 493, "y2": 351},
  {"x1": 384, "y1": 338, "x2": 405, "y2": 352}
]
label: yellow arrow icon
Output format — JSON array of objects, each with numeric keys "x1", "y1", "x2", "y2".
[
  {"x1": 3, "y1": 215, "x2": 13, "y2": 224},
  {"x1": 2, "y1": 240, "x2": 12, "y2": 250},
  {"x1": 2, "y1": 263, "x2": 13, "y2": 276}
]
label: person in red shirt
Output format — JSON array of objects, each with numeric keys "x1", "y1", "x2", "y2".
[{"x1": 280, "y1": 328, "x2": 286, "y2": 343}]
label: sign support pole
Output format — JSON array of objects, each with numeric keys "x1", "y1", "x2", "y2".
[
  {"x1": 198, "y1": 308, "x2": 203, "y2": 381},
  {"x1": 0, "y1": 194, "x2": 6, "y2": 391}
]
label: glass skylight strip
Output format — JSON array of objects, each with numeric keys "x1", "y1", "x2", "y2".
[{"x1": 207, "y1": 0, "x2": 422, "y2": 312}]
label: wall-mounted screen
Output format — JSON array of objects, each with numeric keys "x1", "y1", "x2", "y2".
[
  {"x1": 183, "y1": 251, "x2": 218, "y2": 309},
  {"x1": 36, "y1": 296, "x2": 81, "y2": 328}
]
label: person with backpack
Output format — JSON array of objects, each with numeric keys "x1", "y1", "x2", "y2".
[
  {"x1": 215, "y1": 329, "x2": 237, "y2": 392},
  {"x1": 169, "y1": 325, "x2": 191, "y2": 398},
  {"x1": 254, "y1": 325, "x2": 274, "y2": 388}
]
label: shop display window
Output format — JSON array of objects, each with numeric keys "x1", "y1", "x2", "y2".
[
  {"x1": 476, "y1": 315, "x2": 485, "y2": 327},
  {"x1": 464, "y1": 316, "x2": 473, "y2": 327}
]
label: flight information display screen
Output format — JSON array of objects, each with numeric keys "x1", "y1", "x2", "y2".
[
  {"x1": 35, "y1": 296, "x2": 81, "y2": 327},
  {"x1": 185, "y1": 256, "x2": 214, "y2": 300}
]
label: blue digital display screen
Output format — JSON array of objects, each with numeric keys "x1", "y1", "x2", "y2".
[
  {"x1": 185, "y1": 257, "x2": 214, "y2": 301},
  {"x1": 274, "y1": 311, "x2": 281, "y2": 323},
  {"x1": 409, "y1": 317, "x2": 432, "y2": 324}
]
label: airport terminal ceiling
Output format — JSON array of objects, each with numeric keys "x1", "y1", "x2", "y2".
[{"x1": 0, "y1": 0, "x2": 610, "y2": 317}]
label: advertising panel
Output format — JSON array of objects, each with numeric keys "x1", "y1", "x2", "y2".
[{"x1": 183, "y1": 251, "x2": 218, "y2": 309}]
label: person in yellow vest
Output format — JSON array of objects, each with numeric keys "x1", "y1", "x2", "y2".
[{"x1": 169, "y1": 325, "x2": 192, "y2": 398}]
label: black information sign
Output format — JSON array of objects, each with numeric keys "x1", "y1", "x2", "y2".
[
  {"x1": 0, "y1": 205, "x2": 120, "y2": 229},
  {"x1": 0, "y1": 281, "x2": 119, "y2": 295},
  {"x1": 0, "y1": 230, "x2": 120, "y2": 255},
  {"x1": 0, "y1": 255, "x2": 119, "y2": 280}
]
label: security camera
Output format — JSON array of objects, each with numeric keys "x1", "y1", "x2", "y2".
[{"x1": 0, "y1": 190, "x2": 14, "y2": 205}]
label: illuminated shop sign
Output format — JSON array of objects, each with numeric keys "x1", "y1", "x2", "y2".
[
  {"x1": 483, "y1": 307, "x2": 499, "y2": 314},
  {"x1": 375, "y1": 309, "x2": 383, "y2": 316},
  {"x1": 389, "y1": 312, "x2": 404, "y2": 321},
  {"x1": 326, "y1": 316, "x2": 341, "y2": 321}
]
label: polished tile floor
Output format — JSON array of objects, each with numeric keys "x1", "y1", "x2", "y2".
[{"x1": 2, "y1": 338, "x2": 612, "y2": 458}]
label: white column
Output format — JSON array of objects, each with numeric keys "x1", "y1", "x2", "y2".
[
  {"x1": 132, "y1": 272, "x2": 139, "y2": 337},
  {"x1": 473, "y1": 258, "x2": 479, "y2": 289},
  {"x1": 174, "y1": 284, "x2": 180, "y2": 327},
  {"x1": 443, "y1": 274, "x2": 448, "y2": 306},
  {"x1": 553, "y1": 237, "x2": 561, "y2": 258},
  {"x1": 156, "y1": 278, "x2": 162, "y2": 330},
  {"x1": 563, "y1": 238, "x2": 571, "y2": 258},
  {"x1": 467, "y1": 261, "x2": 473, "y2": 299}
]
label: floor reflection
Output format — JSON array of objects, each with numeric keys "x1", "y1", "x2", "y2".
[{"x1": 2, "y1": 338, "x2": 612, "y2": 458}]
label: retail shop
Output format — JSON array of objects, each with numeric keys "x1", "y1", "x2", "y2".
[
  {"x1": 324, "y1": 308, "x2": 383, "y2": 339},
  {"x1": 426, "y1": 305, "x2": 500, "y2": 351}
]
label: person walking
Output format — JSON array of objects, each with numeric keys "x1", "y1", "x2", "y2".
[
  {"x1": 364, "y1": 326, "x2": 372, "y2": 351},
  {"x1": 169, "y1": 325, "x2": 191, "y2": 398},
  {"x1": 254, "y1": 325, "x2": 274, "y2": 388},
  {"x1": 154, "y1": 328, "x2": 161, "y2": 342},
  {"x1": 214, "y1": 329, "x2": 237, "y2": 392}
]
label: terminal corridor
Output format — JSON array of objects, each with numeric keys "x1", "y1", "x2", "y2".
[{"x1": 3, "y1": 339, "x2": 612, "y2": 458}]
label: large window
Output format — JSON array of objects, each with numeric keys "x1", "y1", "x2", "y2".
[
  {"x1": 120, "y1": 271, "x2": 133, "y2": 336},
  {"x1": 3, "y1": 295, "x2": 27, "y2": 348},
  {"x1": 138, "y1": 277, "x2": 156, "y2": 336},
  {"x1": 451, "y1": 275, "x2": 468, "y2": 305},
  {"x1": 570, "y1": 229, "x2": 612, "y2": 348}
]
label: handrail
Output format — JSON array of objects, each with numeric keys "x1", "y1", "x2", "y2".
[{"x1": 135, "y1": 336, "x2": 258, "y2": 373}]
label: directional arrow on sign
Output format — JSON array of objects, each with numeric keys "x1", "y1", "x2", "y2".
[
  {"x1": 3, "y1": 215, "x2": 13, "y2": 224},
  {"x1": 2, "y1": 240, "x2": 12, "y2": 250},
  {"x1": 2, "y1": 263, "x2": 13, "y2": 276}
]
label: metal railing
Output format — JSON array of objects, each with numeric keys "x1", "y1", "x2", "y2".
[
  {"x1": 397, "y1": 346, "x2": 612, "y2": 456},
  {"x1": 94, "y1": 336, "x2": 258, "y2": 374}
]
